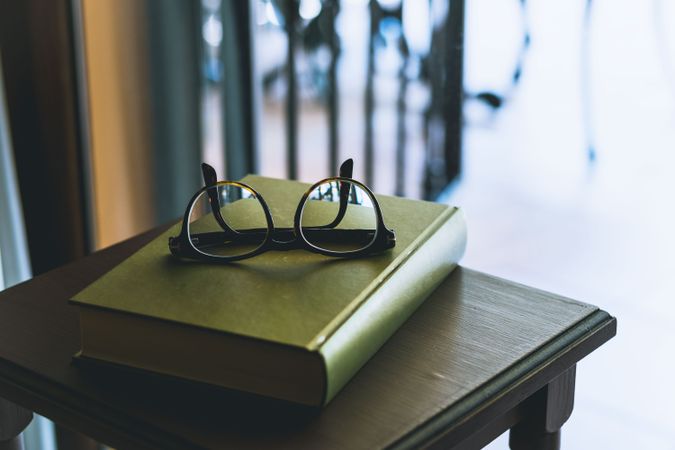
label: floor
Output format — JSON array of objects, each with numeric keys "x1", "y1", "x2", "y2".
[
  {"x1": 254, "y1": 0, "x2": 675, "y2": 448},
  {"x1": 458, "y1": 1, "x2": 675, "y2": 448}
]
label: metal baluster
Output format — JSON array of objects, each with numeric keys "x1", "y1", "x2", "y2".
[
  {"x1": 443, "y1": 0, "x2": 465, "y2": 187},
  {"x1": 395, "y1": 51, "x2": 408, "y2": 197},
  {"x1": 581, "y1": 0, "x2": 596, "y2": 162},
  {"x1": 285, "y1": 0, "x2": 299, "y2": 179},
  {"x1": 364, "y1": 0, "x2": 377, "y2": 187},
  {"x1": 221, "y1": 0, "x2": 258, "y2": 179},
  {"x1": 326, "y1": 0, "x2": 339, "y2": 175}
]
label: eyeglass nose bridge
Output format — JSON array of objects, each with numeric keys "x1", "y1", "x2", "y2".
[{"x1": 270, "y1": 229, "x2": 300, "y2": 250}]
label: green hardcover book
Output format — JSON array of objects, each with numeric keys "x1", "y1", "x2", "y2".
[{"x1": 70, "y1": 175, "x2": 467, "y2": 406}]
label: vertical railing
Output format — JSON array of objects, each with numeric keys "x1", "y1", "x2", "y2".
[
  {"x1": 220, "y1": 0, "x2": 259, "y2": 180},
  {"x1": 284, "y1": 0, "x2": 299, "y2": 179},
  {"x1": 326, "y1": 0, "x2": 340, "y2": 175},
  {"x1": 423, "y1": 0, "x2": 465, "y2": 198},
  {"x1": 395, "y1": 52, "x2": 408, "y2": 197},
  {"x1": 442, "y1": 0, "x2": 465, "y2": 192},
  {"x1": 364, "y1": 0, "x2": 377, "y2": 187},
  {"x1": 223, "y1": 0, "x2": 464, "y2": 198}
]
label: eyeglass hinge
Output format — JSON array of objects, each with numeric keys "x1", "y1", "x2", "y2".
[
  {"x1": 386, "y1": 229, "x2": 396, "y2": 247},
  {"x1": 168, "y1": 237, "x2": 181, "y2": 256}
]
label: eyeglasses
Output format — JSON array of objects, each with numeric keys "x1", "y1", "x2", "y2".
[{"x1": 169, "y1": 159, "x2": 396, "y2": 262}]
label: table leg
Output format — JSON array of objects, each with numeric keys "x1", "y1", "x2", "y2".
[
  {"x1": 54, "y1": 425, "x2": 100, "y2": 450},
  {"x1": 509, "y1": 365, "x2": 576, "y2": 450},
  {"x1": 0, "y1": 398, "x2": 33, "y2": 450}
]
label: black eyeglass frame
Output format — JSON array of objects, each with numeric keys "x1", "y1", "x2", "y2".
[{"x1": 169, "y1": 159, "x2": 396, "y2": 262}]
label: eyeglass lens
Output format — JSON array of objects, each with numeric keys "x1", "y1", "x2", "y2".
[
  {"x1": 300, "y1": 180, "x2": 378, "y2": 252},
  {"x1": 188, "y1": 184, "x2": 269, "y2": 258}
]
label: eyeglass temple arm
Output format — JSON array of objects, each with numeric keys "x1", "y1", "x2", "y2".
[
  {"x1": 200, "y1": 163, "x2": 238, "y2": 235},
  {"x1": 323, "y1": 158, "x2": 354, "y2": 228}
]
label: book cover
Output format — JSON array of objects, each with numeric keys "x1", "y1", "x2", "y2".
[{"x1": 70, "y1": 175, "x2": 467, "y2": 406}]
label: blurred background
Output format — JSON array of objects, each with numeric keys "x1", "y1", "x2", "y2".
[{"x1": 1, "y1": 0, "x2": 675, "y2": 448}]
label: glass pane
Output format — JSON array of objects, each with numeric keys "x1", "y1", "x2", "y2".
[
  {"x1": 300, "y1": 180, "x2": 377, "y2": 252},
  {"x1": 188, "y1": 184, "x2": 268, "y2": 258}
]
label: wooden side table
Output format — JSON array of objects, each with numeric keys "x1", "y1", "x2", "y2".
[{"x1": 0, "y1": 226, "x2": 616, "y2": 449}]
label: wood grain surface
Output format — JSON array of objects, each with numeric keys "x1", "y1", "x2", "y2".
[{"x1": 0, "y1": 226, "x2": 615, "y2": 449}]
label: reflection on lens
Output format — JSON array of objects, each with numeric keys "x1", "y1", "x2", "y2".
[
  {"x1": 300, "y1": 180, "x2": 377, "y2": 252},
  {"x1": 188, "y1": 183, "x2": 268, "y2": 258}
]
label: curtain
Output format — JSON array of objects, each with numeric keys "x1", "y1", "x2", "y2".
[
  {"x1": 0, "y1": 54, "x2": 57, "y2": 450},
  {"x1": 0, "y1": 57, "x2": 31, "y2": 288}
]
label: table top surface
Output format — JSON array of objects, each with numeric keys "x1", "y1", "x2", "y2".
[{"x1": 0, "y1": 226, "x2": 616, "y2": 450}]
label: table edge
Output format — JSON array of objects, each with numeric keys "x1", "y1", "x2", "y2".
[
  {"x1": 0, "y1": 228, "x2": 618, "y2": 450},
  {"x1": 388, "y1": 309, "x2": 617, "y2": 449}
]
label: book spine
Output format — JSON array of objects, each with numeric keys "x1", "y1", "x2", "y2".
[{"x1": 319, "y1": 208, "x2": 467, "y2": 404}]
